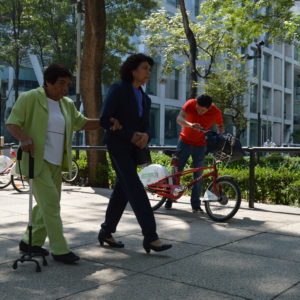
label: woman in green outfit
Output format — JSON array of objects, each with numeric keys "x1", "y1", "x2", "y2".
[{"x1": 6, "y1": 64, "x2": 121, "y2": 264}]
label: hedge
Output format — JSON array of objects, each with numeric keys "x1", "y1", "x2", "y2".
[{"x1": 74, "y1": 152, "x2": 300, "y2": 207}]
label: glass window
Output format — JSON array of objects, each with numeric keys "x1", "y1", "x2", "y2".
[
  {"x1": 194, "y1": 0, "x2": 200, "y2": 16},
  {"x1": 250, "y1": 48, "x2": 258, "y2": 77},
  {"x1": 262, "y1": 87, "x2": 271, "y2": 115},
  {"x1": 273, "y1": 90, "x2": 282, "y2": 118},
  {"x1": 250, "y1": 119, "x2": 258, "y2": 146},
  {"x1": 164, "y1": 106, "x2": 181, "y2": 145},
  {"x1": 294, "y1": 44, "x2": 300, "y2": 61},
  {"x1": 262, "y1": 120, "x2": 272, "y2": 143},
  {"x1": 263, "y1": 54, "x2": 271, "y2": 82},
  {"x1": 284, "y1": 62, "x2": 292, "y2": 89},
  {"x1": 167, "y1": 0, "x2": 179, "y2": 7},
  {"x1": 165, "y1": 69, "x2": 179, "y2": 99},
  {"x1": 146, "y1": 63, "x2": 158, "y2": 96},
  {"x1": 274, "y1": 57, "x2": 282, "y2": 85},
  {"x1": 284, "y1": 93, "x2": 292, "y2": 120},
  {"x1": 250, "y1": 84, "x2": 257, "y2": 113},
  {"x1": 149, "y1": 104, "x2": 160, "y2": 145}
]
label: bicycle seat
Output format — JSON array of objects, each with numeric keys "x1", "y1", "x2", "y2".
[{"x1": 163, "y1": 149, "x2": 179, "y2": 157}]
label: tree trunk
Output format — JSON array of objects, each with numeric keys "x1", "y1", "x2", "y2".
[
  {"x1": 81, "y1": 0, "x2": 107, "y2": 187},
  {"x1": 14, "y1": 52, "x2": 20, "y2": 101},
  {"x1": 179, "y1": 0, "x2": 198, "y2": 99}
]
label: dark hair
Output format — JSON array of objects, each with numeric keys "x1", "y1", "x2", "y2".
[
  {"x1": 43, "y1": 64, "x2": 72, "y2": 86},
  {"x1": 196, "y1": 94, "x2": 212, "y2": 108},
  {"x1": 120, "y1": 53, "x2": 154, "y2": 82}
]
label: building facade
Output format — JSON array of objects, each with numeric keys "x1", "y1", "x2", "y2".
[
  {"x1": 144, "y1": 0, "x2": 300, "y2": 147},
  {"x1": 1, "y1": 0, "x2": 300, "y2": 147}
]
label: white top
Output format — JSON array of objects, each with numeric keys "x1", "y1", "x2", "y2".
[{"x1": 44, "y1": 98, "x2": 66, "y2": 166}]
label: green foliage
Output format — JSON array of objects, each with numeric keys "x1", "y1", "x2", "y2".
[
  {"x1": 0, "y1": 0, "x2": 157, "y2": 81},
  {"x1": 100, "y1": 0, "x2": 158, "y2": 85},
  {"x1": 202, "y1": 67, "x2": 248, "y2": 138},
  {"x1": 142, "y1": 0, "x2": 300, "y2": 134},
  {"x1": 74, "y1": 151, "x2": 300, "y2": 207}
]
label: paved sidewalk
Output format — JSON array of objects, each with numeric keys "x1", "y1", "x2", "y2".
[{"x1": 0, "y1": 185, "x2": 300, "y2": 300}]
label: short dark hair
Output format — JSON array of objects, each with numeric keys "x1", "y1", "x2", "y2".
[
  {"x1": 196, "y1": 94, "x2": 212, "y2": 108},
  {"x1": 44, "y1": 64, "x2": 72, "y2": 86},
  {"x1": 120, "y1": 53, "x2": 154, "y2": 82}
]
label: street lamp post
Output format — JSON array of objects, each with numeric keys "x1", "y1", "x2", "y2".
[{"x1": 243, "y1": 41, "x2": 264, "y2": 148}]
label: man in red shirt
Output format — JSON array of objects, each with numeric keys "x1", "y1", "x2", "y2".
[{"x1": 165, "y1": 94, "x2": 224, "y2": 212}]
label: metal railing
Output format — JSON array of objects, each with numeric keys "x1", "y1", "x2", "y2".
[
  {"x1": 2, "y1": 143, "x2": 300, "y2": 208},
  {"x1": 243, "y1": 147, "x2": 300, "y2": 208}
]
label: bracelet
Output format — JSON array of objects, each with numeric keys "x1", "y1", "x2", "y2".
[{"x1": 21, "y1": 139, "x2": 33, "y2": 146}]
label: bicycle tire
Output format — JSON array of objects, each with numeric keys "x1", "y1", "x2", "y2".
[
  {"x1": 147, "y1": 192, "x2": 167, "y2": 211},
  {"x1": 62, "y1": 160, "x2": 79, "y2": 183},
  {"x1": 0, "y1": 171, "x2": 12, "y2": 188},
  {"x1": 204, "y1": 178, "x2": 241, "y2": 222},
  {"x1": 11, "y1": 174, "x2": 30, "y2": 193}
]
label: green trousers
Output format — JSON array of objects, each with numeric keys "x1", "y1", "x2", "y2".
[{"x1": 22, "y1": 160, "x2": 70, "y2": 255}]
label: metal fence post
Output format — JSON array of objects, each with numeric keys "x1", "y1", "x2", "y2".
[{"x1": 249, "y1": 149, "x2": 255, "y2": 208}]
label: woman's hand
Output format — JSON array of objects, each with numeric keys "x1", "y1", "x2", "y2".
[
  {"x1": 131, "y1": 132, "x2": 149, "y2": 149},
  {"x1": 21, "y1": 138, "x2": 35, "y2": 157},
  {"x1": 110, "y1": 118, "x2": 122, "y2": 130}
]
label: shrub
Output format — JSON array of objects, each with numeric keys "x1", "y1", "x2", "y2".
[{"x1": 73, "y1": 150, "x2": 300, "y2": 206}]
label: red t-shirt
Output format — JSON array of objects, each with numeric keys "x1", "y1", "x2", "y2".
[{"x1": 179, "y1": 99, "x2": 223, "y2": 146}]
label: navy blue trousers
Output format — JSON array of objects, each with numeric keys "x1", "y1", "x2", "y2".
[{"x1": 101, "y1": 145, "x2": 158, "y2": 244}]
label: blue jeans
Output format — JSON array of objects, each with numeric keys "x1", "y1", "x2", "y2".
[{"x1": 177, "y1": 139, "x2": 206, "y2": 208}]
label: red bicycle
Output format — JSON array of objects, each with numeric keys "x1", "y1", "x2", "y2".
[{"x1": 140, "y1": 134, "x2": 242, "y2": 222}]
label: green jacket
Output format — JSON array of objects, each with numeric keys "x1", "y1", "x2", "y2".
[{"x1": 6, "y1": 87, "x2": 87, "y2": 177}]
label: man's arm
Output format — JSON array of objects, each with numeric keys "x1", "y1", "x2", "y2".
[{"x1": 176, "y1": 109, "x2": 202, "y2": 131}]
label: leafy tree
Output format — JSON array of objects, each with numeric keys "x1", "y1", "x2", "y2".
[
  {"x1": 80, "y1": 0, "x2": 157, "y2": 186},
  {"x1": 142, "y1": 0, "x2": 300, "y2": 134},
  {"x1": 23, "y1": 0, "x2": 76, "y2": 70},
  {"x1": 0, "y1": 0, "x2": 30, "y2": 100}
]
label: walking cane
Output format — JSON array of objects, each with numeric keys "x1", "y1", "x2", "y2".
[{"x1": 12, "y1": 148, "x2": 47, "y2": 272}]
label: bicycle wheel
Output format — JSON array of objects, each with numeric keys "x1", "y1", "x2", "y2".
[
  {"x1": 0, "y1": 171, "x2": 12, "y2": 188},
  {"x1": 147, "y1": 192, "x2": 167, "y2": 211},
  {"x1": 11, "y1": 174, "x2": 30, "y2": 192},
  {"x1": 204, "y1": 178, "x2": 241, "y2": 222},
  {"x1": 62, "y1": 160, "x2": 79, "y2": 183}
]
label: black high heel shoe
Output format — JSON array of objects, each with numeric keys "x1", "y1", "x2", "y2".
[
  {"x1": 143, "y1": 240, "x2": 172, "y2": 253},
  {"x1": 98, "y1": 230, "x2": 124, "y2": 248}
]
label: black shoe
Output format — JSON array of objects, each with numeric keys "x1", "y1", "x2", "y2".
[
  {"x1": 19, "y1": 240, "x2": 49, "y2": 256},
  {"x1": 164, "y1": 200, "x2": 172, "y2": 209},
  {"x1": 52, "y1": 252, "x2": 80, "y2": 264},
  {"x1": 143, "y1": 240, "x2": 172, "y2": 253},
  {"x1": 98, "y1": 230, "x2": 124, "y2": 248},
  {"x1": 192, "y1": 206, "x2": 204, "y2": 213}
]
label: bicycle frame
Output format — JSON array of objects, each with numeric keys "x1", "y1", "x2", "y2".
[{"x1": 146, "y1": 160, "x2": 220, "y2": 200}]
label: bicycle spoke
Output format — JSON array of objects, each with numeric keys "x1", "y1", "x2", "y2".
[{"x1": 205, "y1": 178, "x2": 241, "y2": 222}]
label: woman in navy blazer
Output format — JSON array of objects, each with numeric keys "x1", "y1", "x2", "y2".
[{"x1": 99, "y1": 53, "x2": 172, "y2": 253}]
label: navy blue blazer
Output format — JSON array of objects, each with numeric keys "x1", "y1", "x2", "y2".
[{"x1": 100, "y1": 81, "x2": 152, "y2": 147}]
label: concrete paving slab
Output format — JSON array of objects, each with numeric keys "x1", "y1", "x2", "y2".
[
  {"x1": 0, "y1": 258, "x2": 133, "y2": 300},
  {"x1": 145, "y1": 248, "x2": 300, "y2": 299},
  {"x1": 268, "y1": 222, "x2": 300, "y2": 237},
  {"x1": 221, "y1": 232, "x2": 300, "y2": 263},
  {"x1": 0, "y1": 215, "x2": 27, "y2": 240},
  {"x1": 0, "y1": 237, "x2": 18, "y2": 263},
  {"x1": 276, "y1": 282, "x2": 300, "y2": 300},
  {"x1": 157, "y1": 219, "x2": 258, "y2": 247},
  {"x1": 75, "y1": 234, "x2": 208, "y2": 272},
  {"x1": 1, "y1": 186, "x2": 300, "y2": 299},
  {"x1": 62, "y1": 273, "x2": 244, "y2": 300}
]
